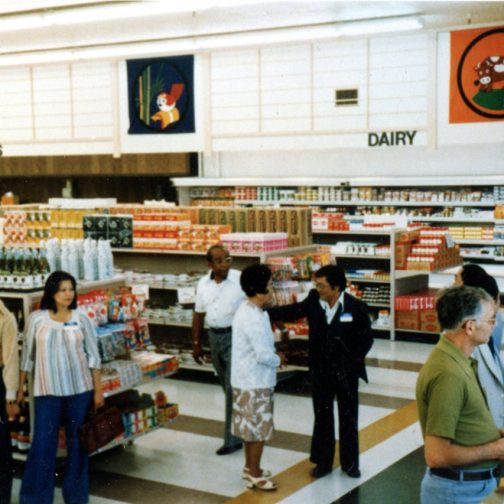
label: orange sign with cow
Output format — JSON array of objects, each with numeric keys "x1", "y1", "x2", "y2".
[{"x1": 450, "y1": 26, "x2": 504, "y2": 123}]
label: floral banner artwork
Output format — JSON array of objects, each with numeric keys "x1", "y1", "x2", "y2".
[
  {"x1": 449, "y1": 26, "x2": 504, "y2": 123},
  {"x1": 127, "y1": 55, "x2": 195, "y2": 134}
]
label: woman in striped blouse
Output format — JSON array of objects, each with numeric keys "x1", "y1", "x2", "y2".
[{"x1": 17, "y1": 270, "x2": 103, "y2": 504}]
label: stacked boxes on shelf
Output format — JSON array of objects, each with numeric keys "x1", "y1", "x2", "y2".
[
  {"x1": 220, "y1": 232, "x2": 288, "y2": 253},
  {"x1": 312, "y1": 212, "x2": 349, "y2": 231},
  {"x1": 132, "y1": 212, "x2": 189, "y2": 250},
  {"x1": 330, "y1": 241, "x2": 390, "y2": 257},
  {"x1": 83, "y1": 214, "x2": 133, "y2": 248},
  {"x1": 195, "y1": 207, "x2": 312, "y2": 247},
  {"x1": 3, "y1": 211, "x2": 27, "y2": 246},
  {"x1": 406, "y1": 228, "x2": 462, "y2": 271},
  {"x1": 448, "y1": 226, "x2": 494, "y2": 241},
  {"x1": 51, "y1": 209, "x2": 89, "y2": 239},
  {"x1": 178, "y1": 224, "x2": 231, "y2": 252},
  {"x1": 395, "y1": 289, "x2": 440, "y2": 332},
  {"x1": 25, "y1": 211, "x2": 51, "y2": 247}
]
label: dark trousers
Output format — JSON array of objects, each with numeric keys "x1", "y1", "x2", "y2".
[
  {"x1": 20, "y1": 391, "x2": 93, "y2": 504},
  {"x1": 310, "y1": 366, "x2": 360, "y2": 471},
  {"x1": 208, "y1": 329, "x2": 241, "y2": 448},
  {"x1": 0, "y1": 369, "x2": 13, "y2": 504}
]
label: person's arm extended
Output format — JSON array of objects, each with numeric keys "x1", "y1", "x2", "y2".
[
  {"x1": 192, "y1": 312, "x2": 206, "y2": 364},
  {"x1": 267, "y1": 292, "x2": 312, "y2": 322},
  {"x1": 425, "y1": 434, "x2": 504, "y2": 468}
]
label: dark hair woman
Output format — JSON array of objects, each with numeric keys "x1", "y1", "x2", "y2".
[{"x1": 17, "y1": 271, "x2": 103, "y2": 504}]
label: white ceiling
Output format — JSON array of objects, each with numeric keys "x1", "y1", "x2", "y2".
[{"x1": 0, "y1": 1, "x2": 503, "y2": 58}]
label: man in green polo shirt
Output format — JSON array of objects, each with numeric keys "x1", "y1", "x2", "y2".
[{"x1": 416, "y1": 285, "x2": 504, "y2": 504}]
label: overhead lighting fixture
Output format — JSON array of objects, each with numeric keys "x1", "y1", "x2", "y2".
[{"x1": 341, "y1": 15, "x2": 423, "y2": 36}]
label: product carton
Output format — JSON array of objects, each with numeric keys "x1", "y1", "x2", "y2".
[
  {"x1": 395, "y1": 310, "x2": 420, "y2": 330},
  {"x1": 419, "y1": 309, "x2": 441, "y2": 333}
]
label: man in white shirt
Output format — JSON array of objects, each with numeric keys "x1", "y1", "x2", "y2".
[{"x1": 192, "y1": 245, "x2": 245, "y2": 455}]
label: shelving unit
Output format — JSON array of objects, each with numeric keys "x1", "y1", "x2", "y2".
[
  {"x1": 6, "y1": 275, "x2": 180, "y2": 462},
  {"x1": 172, "y1": 177, "x2": 504, "y2": 289},
  {"x1": 114, "y1": 245, "x2": 318, "y2": 354}
]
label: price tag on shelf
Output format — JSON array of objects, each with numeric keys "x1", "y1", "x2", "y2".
[
  {"x1": 177, "y1": 286, "x2": 196, "y2": 304},
  {"x1": 131, "y1": 284, "x2": 150, "y2": 301}
]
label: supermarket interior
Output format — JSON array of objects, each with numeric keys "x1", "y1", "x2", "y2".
[{"x1": 1, "y1": 1, "x2": 504, "y2": 503}]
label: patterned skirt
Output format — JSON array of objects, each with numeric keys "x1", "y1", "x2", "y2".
[{"x1": 231, "y1": 387, "x2": 274, "y2": 442}]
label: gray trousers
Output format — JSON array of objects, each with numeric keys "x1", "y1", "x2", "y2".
[{"x1": 208, "y1": 329, "x2": 241, "y2": 448}]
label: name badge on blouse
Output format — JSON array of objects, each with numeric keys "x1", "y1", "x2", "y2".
[
  {"x1": 63, "y1": 321, "x2": 78, "y2": 329},
  {"x1": 340, "y1": 313, "x2": 353, "y2": 323}
]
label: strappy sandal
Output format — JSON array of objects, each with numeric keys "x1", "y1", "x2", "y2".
[
  {"x1": 242, "y1": 467, "x2": 272, "y2": 479},
  {"x1": 245, "y1": 474, "x2": 277, "y2": 491}
]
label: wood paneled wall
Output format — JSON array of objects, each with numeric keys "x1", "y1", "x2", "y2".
[{"x1": 0, "y1": 153, "x2": 190, "y2": 177}]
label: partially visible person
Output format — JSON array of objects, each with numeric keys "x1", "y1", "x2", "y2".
[
  {"x1": 192, "y1": 245, "x2": 245, "y2": 455},
  {"x1": 0, "y1": 300, "x2": 19, "y2": 504},
  {"x1": 231, "y1": 264, "x2": 285, "y2": 491},
  {"x1": 18, "y1": 271, "x2": 103, "y2": 504},
  {"x1": 455, "y1": 263, "x2": 503, "y2": 351},
  {"x1": 267, "y1": 264, "x2": 372, "y2": 479},
  {"x1": 416, "y1": 285, "x2": 504, "y2": 504},
  {"x1": 455, "y1": 267, "x2": 504, "y2": 427}
]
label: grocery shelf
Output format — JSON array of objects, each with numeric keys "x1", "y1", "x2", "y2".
[
  {"x1": 179, "y1": 362, "x2": 305, "y2": 373},
  {"x1": 333, "y1": 254, "x2": 391, "y2": 260},
  {"x1": 366, "y1": 302, "x2": 391, "y2": 308},
  {"x1": 90, "y1": 424, "x2": 165, "y2": 457},
  {"x1": 236, "y1": 199, "x2": 497, "y2": 208},
  {"x1": 103, "y1": 369, "x2": 178, "y2": 399},
  {"x1": 12, "y1": 452, "x2": 27, "y2": 461},
  {"x1": 347, "y1": 276, "x2": 390, "y2": 284},
  {"x1": 409, "y1": 216, "x2": 496, "y2": 223},
  {"x1": 457, "y1": 240, "x2": 504, "y2": 246},
  {"x1": 395, "y1": 328, "x2": 441, "y2": 335},
  {"x1": 147, "y1": 318, "x2": 193, "y2": 328},
  {"x1": 314, "y1": 230, "x2": 394, "y2": 236},
  {"x1": 371, "y1": 324, "x2": 391, "y2": 331}
]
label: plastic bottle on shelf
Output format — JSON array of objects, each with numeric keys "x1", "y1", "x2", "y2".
[
  {"x1": 68, "y1": 240, "x2": 80, "y2": 280},
  {"x1": 83, "y1": 239, "x2": 97, "y2": 281}
]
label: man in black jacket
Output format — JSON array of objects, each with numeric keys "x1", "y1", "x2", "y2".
[{"x1": 268, "y1": 265, "x2": 372, "y2": 479}]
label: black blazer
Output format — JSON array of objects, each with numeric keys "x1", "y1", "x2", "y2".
[{"x1": 267, "y1": 290, "x2": 373, "y2": 382}]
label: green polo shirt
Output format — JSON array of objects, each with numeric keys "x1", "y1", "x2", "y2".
[{"x1": 416, "y1": 335, "x2": 500, "y2": 469}]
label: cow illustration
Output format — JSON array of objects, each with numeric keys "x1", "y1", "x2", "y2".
[{"x1": 473, "y1": 55, "x2": 504, "y2": 92}]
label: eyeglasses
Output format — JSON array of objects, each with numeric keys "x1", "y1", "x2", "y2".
[
  {"x1": 463, "y1": 318, "x2": 497, "y2": 328},
  {"x1": 314, "y1": 282, "x2": 330, "y2": 290}
]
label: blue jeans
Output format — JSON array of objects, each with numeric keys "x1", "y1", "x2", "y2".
[
  {"x1": 421, "y1": 468, "x2": 498, "y2": 504},
  {"x1": 20, "y1": 391, "x2": 93, "y2": 504}
]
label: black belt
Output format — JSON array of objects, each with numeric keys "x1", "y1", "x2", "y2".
[
  {"x1": 209, "y1": 326, "x2": 232, "y2": 334},
  {"x1": 430, "y1": 467, "x2": 500, "y2": 482}
]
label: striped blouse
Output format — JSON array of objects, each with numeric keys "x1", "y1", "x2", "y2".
[{"x1": 20, "y1": 309, "x2": 101, "y2": 397}]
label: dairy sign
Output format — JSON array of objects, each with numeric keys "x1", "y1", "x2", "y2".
[{"x1": 368, "y1": 130, "x2": 417, "y2": 147}]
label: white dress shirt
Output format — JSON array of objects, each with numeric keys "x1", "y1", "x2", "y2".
[
  {"x1": 231, "y1": 300, "x2": 280, "y2": 390},
  {"x1": 319, "y1": 291, "x2": 345, "y2": 325},
  {"x1": 194, "y1": 269, "x2": 245, "y2": 328}
]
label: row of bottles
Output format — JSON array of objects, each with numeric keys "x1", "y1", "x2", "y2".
[
  {"x1": 0, "y1": 247, "x2": 50, "y2": 292},
  {"x1": 45, "y1": 238, "x2": 114, "y2": 282}
]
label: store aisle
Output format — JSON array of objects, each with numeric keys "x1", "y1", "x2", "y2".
[{"x1": 10, "y1": 340, "x2": 504, "y2": 503}]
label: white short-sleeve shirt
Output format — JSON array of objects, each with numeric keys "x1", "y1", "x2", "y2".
[{"x1": 194, "y1": 269, "x2": 245, "y2": 328}]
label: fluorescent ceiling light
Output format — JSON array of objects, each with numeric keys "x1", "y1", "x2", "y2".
[
  {"x1": 341, "y1": 16, "x2": 423, "y2": 36},
  {"x1": 0, "y1": 0, "x2": 273, "y2": 33}
]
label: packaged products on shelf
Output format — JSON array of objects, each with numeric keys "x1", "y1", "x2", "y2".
[
  {"x1": 220, "y1": 232, "x2": 288, "y2": 253},
  {"x1": 395, "y1": 289, "x2": 440, "y2": 333}
]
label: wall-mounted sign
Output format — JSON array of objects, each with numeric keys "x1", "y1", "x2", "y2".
[
  {"x1": 127, "y1": 55, "x2": 195, "y2": 134},
  {"x1": 450, "y1": 26, "x2": 504, "y2": 123},
  {"x1": 368, "y1": 131, "x2": 417, "y2": 147}
]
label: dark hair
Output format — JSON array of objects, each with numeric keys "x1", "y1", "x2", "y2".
[
  {"x1": 206, "y1": 244, "x2": 228, "y2": 262},
  {"x1": 460, "y1": 263, "x2": 489, "y2": 286},
  {"x1": 40, "y1": 271, "x2": 78, "y2": 312},
  {"x1": 314, "y1": 265, "x2": 346, "y2": 291},
  {"x1": 459, "y1": 264, "x2": 500, "y2": 301},
  {"x1": 240, "y1": 264, "x2": 272, "y2": 297},
  {"x1": 436, "y1": 285, "x2": 493, "y2": 331}
]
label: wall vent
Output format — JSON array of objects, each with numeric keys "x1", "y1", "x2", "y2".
[{"x1": 335, "y1": 88, "x2": 358, "y2": 106}]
